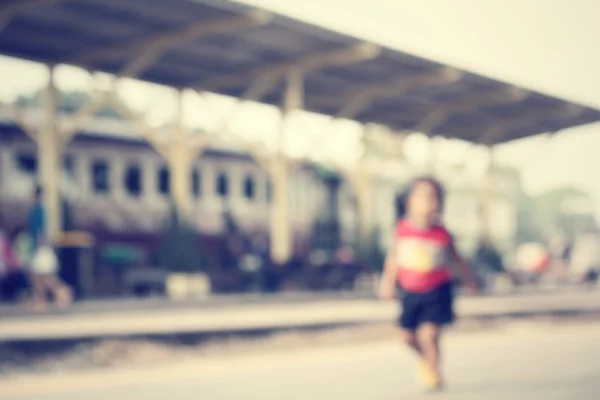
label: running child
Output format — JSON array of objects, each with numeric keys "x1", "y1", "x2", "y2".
[{"x1": 379, "y1": 176, "x2": 479, "y2": 390}]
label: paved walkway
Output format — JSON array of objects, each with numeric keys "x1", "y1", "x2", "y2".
[
  {"x1": 0, "y1": 291, "x2": 369, "y2": 319},
  {"x1": 1, "y1": 290, "x2": 599, "y2": 343},
  {"x1": 4, "y1": 320, "x2": 600, "y2": 399}
]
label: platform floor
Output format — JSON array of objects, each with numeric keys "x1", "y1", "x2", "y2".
[
  {"x1": 4, "y1": 319, "x2": 600, "y2": 400},
  {"x1": 1, "y1": 290, "x2": 599, "y2": 343}
]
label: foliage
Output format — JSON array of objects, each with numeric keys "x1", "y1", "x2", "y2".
[
  {"x1": 491, "y1": 166, "x2": 595, "y2": 243},
  {"x1": 314, "y1": 163, "x2": 339, "y2": 181},
  {"x1": 361, "y1": 128, "x2": 405, "y2": 161},
  {"x1": 495, "y1": 165, "x2": 521, "y2": 182},
  {"x1": 156, "y1": 204, "x2": 205, "y2": 273},
  {"x1": 366, "y1": 228, "x2": 386, "y2": 272},
  {"x1": 311, "y1": 220, "x2": 341, "y2": 253},
  {"x1": 15, "y1": 90, "x2": 121, "y2": 119},
  {"x1": 515, "y1": 186, "x2": 596, "y2": 243}
]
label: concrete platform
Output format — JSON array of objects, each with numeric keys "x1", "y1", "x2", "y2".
[
  {"x1": 0, "y1": 291, "x2": 369, "y2": 320},
  {"x1": 1, "y1": 290, "x2": 599, "y2": 344},
  {"x1": 5, "y1": 320, "x2": 600, "y2": 400}
]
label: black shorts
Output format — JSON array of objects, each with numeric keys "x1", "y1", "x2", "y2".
[{"x1": 397, "y1": 283, "x2": 455, "y2": 330}]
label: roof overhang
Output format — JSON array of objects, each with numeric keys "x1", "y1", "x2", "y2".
[{"x1": 1, "y1": 0, "x2": 599, "y2": 144}]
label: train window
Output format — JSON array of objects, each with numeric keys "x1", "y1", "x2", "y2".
[
  {"x1": 243, "y1": 175, "x2": 255, "y2": 200},
  {"x1": 158, "y1": 166, "x2": 170, "y2": 195},
  {"x1": 192, "y1": 170, "x2": 201, "y2": 198},
  {"x1": 216, "y1": 172, "x2": 229, "y2": 197},
  {"x1": 124, "y1": 164, "x2": 142, "y2": 197},
  {"x1": 15, "y1": 152, "x2": 37, "y2": 174},
  {"x1": 92, "y1": 159, "x2": 110, "y2": 194}
]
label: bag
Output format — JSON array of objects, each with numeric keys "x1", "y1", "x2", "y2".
[{"x1": 31, "y1": 246, "x2": 58, "y2": 274}]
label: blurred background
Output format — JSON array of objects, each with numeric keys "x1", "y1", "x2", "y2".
[{"x1": 1, "y1": 0, "x2": 600, "y2": 399}]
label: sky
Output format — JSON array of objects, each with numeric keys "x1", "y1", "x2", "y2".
[{"x1": 1, "y1": 0, "x2": 600, "y2": 213}]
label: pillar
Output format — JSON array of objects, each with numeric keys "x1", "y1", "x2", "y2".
[
  {"x1": 269, "y1": 68, "x2": 303, "y2": 264},
  {"x1": 269, "y1": 154, "x2": 292, "y2": 263},
  {"x1": 169, "y1": 90, "x2": 192, "y2": 217},
  {"x1": 38, "y1": 65, "x2": 62, "y2": 243}
]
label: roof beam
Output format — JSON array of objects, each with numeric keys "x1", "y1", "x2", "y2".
[
  {"x1": 195, "y1": 42, "x2": 381, "y2": 91},
  {"x1": 71, "y1": 11, "x2": 272, "y2": 71},
  {"x1": 478, "y1": 104, "x2": 584, "y2": 144},
  {"x1": 0, "y1": 99, "x2": 38, "y2": 142},
  {"x1": 61, "y1": 89, "x2": 112, "y2": 143},
  {"x1": 240, "y1": 70, "x2": 283, "y2": 102},
  {"x1": 415, "y1": 87, "x2": 529, "y2": 135},
  {"x1": 107, "y1": 91, "x2": 170, "y2": 159},
  {"x1": 0, "y1": 0, "x2": 61, "y2": 33},
  {"x1": 335, "y1": 67, "x2": 463, "y2": 119},
  {"x1": 297, "y1": 68, "x2": 461, "y2": 164}
]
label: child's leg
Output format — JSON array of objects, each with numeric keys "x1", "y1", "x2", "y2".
[
  {"x1": 399, "y1": 328, "x2": 422, "y2": 356},
  {"x1": 398, "y1": 291, "x2": 421, "y2": 356},
  {"x1": 417, "y1": 322, "x2": 442, "y2": 382}
]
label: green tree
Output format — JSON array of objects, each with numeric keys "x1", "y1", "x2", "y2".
[
  {"x1": 515, "y1": 186, "x2": 596, "y2": 243},
  {"x1": 365, "y1": 228, "x2": 386, "y2": 272},
  {"x1": 312, "y1": 163, "x2": 343, "y2": 252},
  {"x1": 156, "y1": 204, "x2": 205, "y2": 273},
  {"x1": 534, "y1": 187, "x2": 595, "y2": 239},
  {"x1": 15, "y1": 90, "x2": 121, "y2": 119},
  {"x1": 494, "y1": 166, "x2": 548, "y2": 243}
]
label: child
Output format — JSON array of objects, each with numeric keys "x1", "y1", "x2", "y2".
[{"x1": 379, "y1": 177, "x2": 478, "y2": 390}]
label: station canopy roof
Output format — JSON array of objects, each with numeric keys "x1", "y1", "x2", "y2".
[{"x1": 1, "y1": 0, "x2": 600, "y2": 145}]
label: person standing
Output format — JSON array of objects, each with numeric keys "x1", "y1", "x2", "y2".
[{"x1": 27, "y1": 186, "x2": 72, "y2": 311}]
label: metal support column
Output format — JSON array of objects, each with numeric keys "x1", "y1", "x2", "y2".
[
  {"x1": 269, "y1": 68, "x2": 302, "y2": 264},
  {"x1": 38, "y1": 65, "x2": 62, "y2": 243},
  {"x1": 269, "y1": 153, "x2": 291, "y2": 263},
  {"x1": 169, "y1": 90, "x2": 192, "y2": 217}
]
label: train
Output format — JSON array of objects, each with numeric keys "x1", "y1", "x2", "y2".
[{"x1": 0, "y1": 113, "x2": 518, "y2": 295}]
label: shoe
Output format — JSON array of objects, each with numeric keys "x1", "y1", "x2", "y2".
[{"x1": 417, "y1": 360, "x2": 443, "y2": 390}]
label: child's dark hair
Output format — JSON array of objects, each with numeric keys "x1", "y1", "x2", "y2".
[
  {"x1": 395, "y1": 190, "x2": 408, "y2": 220},
  {"x1": 395, "y1": 176, "x2": 445, "y2": 220}
]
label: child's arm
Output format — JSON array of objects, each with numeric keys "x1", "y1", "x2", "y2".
[
  {"x1": 378, "y1": 239, "x2": 397, "y2": 300},
  {"x1": 449, "y1": 241, "x2": 480, "y2": 294}
]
